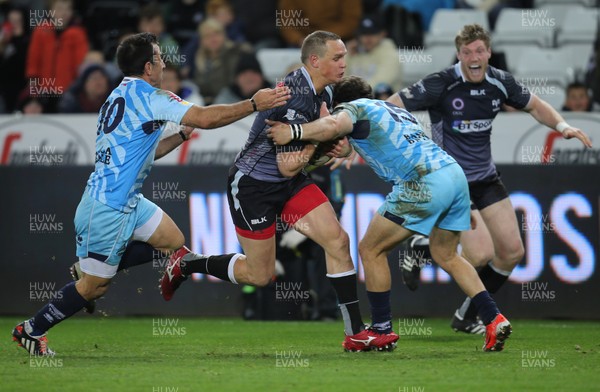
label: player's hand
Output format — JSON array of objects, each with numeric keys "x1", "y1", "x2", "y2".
[
  {"x1": 326, "y1": 138, "x2": 355, "y2": 170},
  {"x1": 319, "y1": 102, "x2": 330, "y2": 118},
  {"x1": 326, "y1": 137, "x2": 352, "y2": 158},
  {"x1": 562, "y1": 126, "x2": 592, "y2": 148},
  {"x1": 327, "y1": 150, "x2": 357, "y2": 171},
  {"x1": 470, "y1": 210, "x2": 477, "y2": 230},
  {"x1": 265, "y1": 119, "x2": 292, "y2": 145},
  {"x1": 251, "y1": 86, "x2": 291, "y2": 111}
]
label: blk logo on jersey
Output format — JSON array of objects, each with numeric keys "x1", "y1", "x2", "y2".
[
  {"x1": 251, "y1": 216, "x2": 267, "y2": 225},
  {"x1": 470, "y1": 89, "x2": 486, "y2": 96}
]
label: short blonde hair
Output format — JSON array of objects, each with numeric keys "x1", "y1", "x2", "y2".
[
  {"x1": 455, "y1": 24, "x2": 491, "y2": 51},
  {"x1": 198, "y1": 17, "x2": 225, "y2": 36}
]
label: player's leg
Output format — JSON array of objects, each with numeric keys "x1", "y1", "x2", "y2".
[
  {"x1": 282, "y1": 184, "x2": 363, "y2": 333},
  {"x1": 429, "y1": 226, "x2": 511, "y2": 351},
  {"x1": 433, "y1": 167, "x2": 512, "y2": 351},
  {"x1": 451, "y1": 207, "x2": 495, "y2": 333},
  {"x1": 480, "y1": 197, "x2": 524, "y2": 273},
  {"x1": 359, "y1": 212, "x2": 413, "y2": 335},
  {"x1": 292, "y1": 200, "x2": 365, "y2": 334},
  {"x1": 71, "y1": 199, "x2": 182, "y2": 311},
  {"x1": 285, "y1": 182, "x2": 396, "y2": 351},
  {"x1": 160, "y1": 168, "x2": 280, "y2": 299},
  {"x1": 460, "y1": 208, "x2": 495, "y2": 268},
  {"x1": 13, "y1": 193, "x2": 131, "y2": 355},
  {"x1": 121, "y1": 198, "x2": 184, "y2": 271},
  {"x1": 399, "y1": 234, "x2": 431, "y2": 291},
  {"x1": 453, "y1": 180, "x2": 523, "y2": 331}
]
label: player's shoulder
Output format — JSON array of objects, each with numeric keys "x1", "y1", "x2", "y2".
[
  {"x1": 486, "y1": 65, "x2": 516, "y2": 83},
  {"x1": 434, "y1": 64, "x2": 462, "y2": 85},
  {"x1": 283, "y1": 67, "x2": 309, "y2": 91},
  {"x1": 151, "y1": 88, "x2": 186, "y2": 102}
]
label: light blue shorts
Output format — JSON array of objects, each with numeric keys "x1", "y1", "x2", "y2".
[
  {"x1": 74, "y1": 190, "x2": 162, "y2": 274},
  {"x1": 377, "y1": 163, "x2": 470, "y2": 235}
]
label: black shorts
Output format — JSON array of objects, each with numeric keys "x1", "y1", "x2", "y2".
[
  {"x1": 227, "y1": 166, "x2": 329, "y2": 240},
  {"x1": 468, "y1": 174, "x2": 510, "y2": 211}
]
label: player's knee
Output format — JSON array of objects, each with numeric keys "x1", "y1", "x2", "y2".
[
  {"x1": 93, "y1": 284, "x2": 110, "y2": 299},
  {"x1": 358, "y1": 241, "x2": 377, "y2": 264},
  {"x1": 245, "y1": 264, "x2": 274, "y2": 287},
  {"x1": 248, "y1": 273, "x2": 272, "y2": 287},
  {"x1": 464, "y1": 248, "x2": 495, "y2": 268},
  {"x1": 325, "y1": 227, "x2": 350, "y2": 257},
  {"x1": 497, "y1": 240, "x2": 524, "y2": 268},
  {"x1": 76, "y1": 280, "x2": 110, "y2": 301},
  {"x1": 429, "y1": 245, "x2": 455, "y2": 266}
]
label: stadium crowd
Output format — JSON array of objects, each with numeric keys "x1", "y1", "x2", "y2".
[{"x1": 0, "y1": 0, "x2": 597, "y2": 115}]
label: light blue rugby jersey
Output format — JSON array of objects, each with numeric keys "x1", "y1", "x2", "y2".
[
  {"x1": 86, "y1": 77, "x2": 193, "y2": 212},
  {"x1": 335, "y1": 98, "x2": 456, "y2": 183}
]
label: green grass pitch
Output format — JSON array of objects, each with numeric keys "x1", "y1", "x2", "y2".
[{"x1": 1, "y1": 317, "x2": 598, "y2": 392}]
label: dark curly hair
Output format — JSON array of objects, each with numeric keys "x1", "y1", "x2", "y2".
[{"x1": 333, "y1": 76, "x2": 373, "y2": 105}]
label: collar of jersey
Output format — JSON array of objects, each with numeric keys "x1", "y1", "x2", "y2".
[{"x1": 300, "y1": 66, "x2": 317, "y2": 95}]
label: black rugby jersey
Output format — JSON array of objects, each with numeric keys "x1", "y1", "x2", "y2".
[
  {"x1": 399, "y1": 63, "x2": 531, "y2": 182},
  {"x1": 235, "y1": 67, "x2": 333, "y2": 182}
]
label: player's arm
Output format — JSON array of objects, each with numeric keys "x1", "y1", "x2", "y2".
[
  {"x1": 155, "y1": 126, "x2": 195, "y2": 160},
  {"x1": 266, "y1": 111, "x2": 354, "y2": 145},
  {"x1": 524, "y1": 95, "x2": 592, "y2": 148},
  {"x1": 180, "y1": 87, "x2": 290, "y2": 129},
  {"x1": 387, "y1": 73, "x2": 445, "y2": 111},
  {"x1": 386, "y1": 93, "x2": 406, "y2": 108},
  {"x1": 276, "y1": 143, "x2": 318, "y2": 178}
]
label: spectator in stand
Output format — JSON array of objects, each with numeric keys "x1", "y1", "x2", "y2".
[
  {"x1": 373, "y1": 82, "x2": 394, "y2": 100},
  {"x1": 179, "y1": 0, "x2": 248, "y2": 79},
  {"x1": 25, "y1": 0, "x2": 89, "y2": 112},
  {"x1": 168, "y1": 0, "x2": 206, "y2": 38},
  {"x1": 232, "y1": 0, "x2": 282, "y2": 49},
  {"x1": 346, "y1": 14, "x2": 403, "y2": 92},
  {"x1": 0, "y1": 7, "x2": 29, "y2": 113},
  {"x1": 78, "y1": 50, "x2": 123, "y2": 86},
  {"x1": 278, "y1": 0, "x2": 362, "y2": 47},
  {"x1": 58, "y1": 64, "x2": 112, "y2": 113},
  {"x1": 138, "y1": 2, "x2": 181, "y2": 65},
  {"x1": 161, "y1": 64, "x2": 205, "y2": 106},
  {"x1": 15, "y1": 89, "x2": 47, "y2": 115},
  {"x1": 193, "y1": 18, "x2": 252, "y2": 105},
  {"x1": 206, "y1": 0, "x2": 246, "y2": 43},
  {"x1": 380, "y1": 0, "x2": 455, "y2": 32},
  {"x1": 562, "y1": 82, "x2": 598, "y2": 112},
  {"x1": 214, "y1": 53, "x2": 271, "y2": 104}
]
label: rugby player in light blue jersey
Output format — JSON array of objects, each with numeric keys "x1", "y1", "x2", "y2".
[
  {"x1": 12, "y1": 32, "x2": 289, "y2": 356},
  {"x1": 268, "y1": 76, "x2": 512, "y2": 352}
]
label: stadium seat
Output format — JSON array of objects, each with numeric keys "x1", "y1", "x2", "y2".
[
  {"x1": 557, "y1": 44, "x2": 594, "y2": 77},
  {"x1": 542, "y1": 4, "x2": 585, "y2": 28},
  {"x1": 400, "y1": 47, "x2": 453, "y2": 87},
  {"x1": 532, "y1": 84, "x2": 566, "y2": 110},
  {"x1": 256, "y1": 49, "x2": 302, "y2": 84},
  {"x1": 513, "y1": 47, "x2": 575, "y2": 88},
  {"x1": 493, "y1": 8, "x2": 555, "y2": 48},
  {"x1": 493, "y1": 44, "x2": 539, "y2": 73},
  {"x1": 425, "y1": 9, "x2": 489, "y2": 48},
  {"x1": 556, "y1": 8, "x2": 599, "y2": 48},
  {"x1": 535, "y1": 0, "x2": 595, "y2": 7}
]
